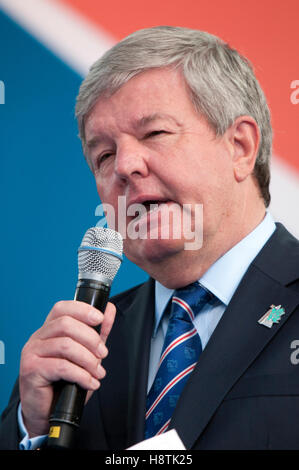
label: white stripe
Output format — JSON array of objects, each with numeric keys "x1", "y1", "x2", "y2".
[
  {"x1": 270, "y1": 155, "x2": 299, "y2": 238},
  {"x1": 156, "y1": 419, "x2": 171, "y2": 435},
  {"x1": 0, "y1": 0, "x2": 115, "y2": 76},
  {"x1": 1, "y1": 2, "x2": 299, "y2": 236},
  {"x1": 146, "y1": 362, "x2": 196, "y2": 419},
  {"x1": 158, "y1": 328, "x2": 197, "y2": 367},
  {"x1": 172, "y1": 297, "x2": 194, "y2": 321}
]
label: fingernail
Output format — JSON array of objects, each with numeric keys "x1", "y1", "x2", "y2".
[
  {"x1": 91, "y1": 378, "x2": 100, "y2": 390},
  {"x1": 89, "y1": 309, "x2": 102, "y2": 323},
  {"x1": 97, "y1": 343, "x2": 108, "y2": 358},
  {"x1": 97, "y1": 363, "x2": 106, "y2": 379}
]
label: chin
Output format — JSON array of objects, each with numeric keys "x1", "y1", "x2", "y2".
[{"x1": 124, "y1": 236, "x2": 186, "y2": 266}]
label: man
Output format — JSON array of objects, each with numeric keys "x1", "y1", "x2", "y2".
[{"x1": 1, "y1": 26, "x2": 299, "y2": 450}]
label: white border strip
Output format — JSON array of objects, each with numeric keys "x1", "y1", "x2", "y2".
[{"x1": 0, "y1": 0, "x2": 116, "y2": 76}]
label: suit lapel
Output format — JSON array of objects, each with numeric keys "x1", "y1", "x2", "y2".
[
  {"x1": 170, "y1": 226, "x2": 299, "y2": 449},
  {"x1": 101, "y1": 224, "x2": 299, "y2": 449},
  {"x1": 115, "y1": 278, "x2": 155, "y2": 447}
]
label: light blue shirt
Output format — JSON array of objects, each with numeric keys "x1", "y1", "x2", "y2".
[
  {"x1": 147, "y1": 212, "x2": 276, "y2": 391},
  {"x1": 18, "y1": 404, "x2": 47, "y2": 450},
  {"x1": 19, "y1": 212, "x2": 276, "y2": 449}
]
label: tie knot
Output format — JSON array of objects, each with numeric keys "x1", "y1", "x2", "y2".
[{"x1": 171, "y1": 281, "x2": 213, "y2": 322}]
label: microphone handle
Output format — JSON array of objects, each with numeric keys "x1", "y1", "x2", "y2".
[{"x1": 45, "y1": 279, "x2": 110, "y2": 450}]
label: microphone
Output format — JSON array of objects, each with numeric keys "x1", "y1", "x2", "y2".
[{"x1": 45, "y1": 227, "x2": 123, "y2": 450}]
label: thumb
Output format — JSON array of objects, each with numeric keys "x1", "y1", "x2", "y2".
[{"x1": 100, "y1": 302, "x2": 116, "y2": 345}]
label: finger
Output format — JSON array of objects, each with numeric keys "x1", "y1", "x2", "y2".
[
  {"x1": 85, "y1": 390, "x2": 94, "y2": 405},
  {"x1": 37, "y1": 315, "x2": 108, "y2": 360},
  {"x1": 34, "y1": 356, "x2": 101, "y2": 391},
  {"x1": 45, "y1": 300, "x2": 104, "y2": 327},
  {"x1": 36, "y1": 337, "x2": 106, "y2": 380},
  {"x1": 100, "y1": 302, "x2": 117, "y2": 345}
]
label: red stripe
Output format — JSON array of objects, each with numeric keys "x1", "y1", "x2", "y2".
[
  {"x1": 156, "y1": 419, "x2": 171, "y2": 435},
  {"x1": 59, "y1": 0, "x2": 299, "y2": 175},
  {"x1": 158, "y1": 328, "x2": 197, "y2": 368},
  {"x1": 172, "y1": 297, "x2": 194, "y2": 321},
  {"x1": 146, "y1": 363, "x2": 196, "y2": 419}
]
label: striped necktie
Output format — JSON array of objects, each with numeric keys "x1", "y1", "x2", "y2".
[{"x1": 145, "y1": 282, "x2": 213, "y2": 438}]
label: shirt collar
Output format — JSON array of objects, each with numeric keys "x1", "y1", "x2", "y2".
[{"x1": 154, "y1": 212, "x2": 276, "y2": 336}]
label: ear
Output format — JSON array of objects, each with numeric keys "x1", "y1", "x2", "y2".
[{"x1": 226, "y1": 116, "x2": 260, "y2": 183}]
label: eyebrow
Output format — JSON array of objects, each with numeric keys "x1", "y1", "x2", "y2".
[
  {"x1": 85, "y1": 113, "x2": 182, "y2": 149},
  {"x1": 86, "y1": 135, "x2": 103, "y2": 150},
  {"x1": 136, "y1": 113, "x2": 183, "y2": 128}
]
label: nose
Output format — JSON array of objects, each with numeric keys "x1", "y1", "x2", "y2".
[{"x1": 114, "y1": 136, "x2": 149, "y2": 183}]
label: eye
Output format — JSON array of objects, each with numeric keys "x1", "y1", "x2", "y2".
[
  {"x1": 94, "y1": 152, "x2": 114, "y2": 171},
  {"x1": 145, "y1": 130, "x2": 168, "y2": 138},
  {"x1": 100, "y1": 152, "x2": 114, "y2": 163}
]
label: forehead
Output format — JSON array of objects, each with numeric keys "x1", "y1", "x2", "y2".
[{"x1": 84, "y1": 68, "x2": 199, "y2": 138}]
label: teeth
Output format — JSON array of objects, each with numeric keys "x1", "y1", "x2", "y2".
[
  {"x1": 143, "y1": 200, "x2": 168, "y2": 209},
  {"x1": 148, "y1": 207, "x2": 158, "y2": 215},
  {"x1": 131, "y1": 200, "x2": 171, "y2": 223},
  {"x1": 147, "y1": 203, "x2": 160, "y2": 213}
]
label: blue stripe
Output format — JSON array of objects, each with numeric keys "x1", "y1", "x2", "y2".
[
  {"x1": 78, "y1": 245, "x2": 123, "y2": 261},
  {"x1": 0, "y1": 9, "x2": 147, "y2": 418}
]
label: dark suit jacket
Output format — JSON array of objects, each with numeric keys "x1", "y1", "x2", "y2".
[{"x1": 1, "y1": 223, "x2": 299, "y2": 450}]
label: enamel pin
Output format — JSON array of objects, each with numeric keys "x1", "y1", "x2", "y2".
[{"x1": 258, "y1": 304, "x2": 285, "y2": 328}]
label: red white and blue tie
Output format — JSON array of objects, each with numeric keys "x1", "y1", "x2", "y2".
[{"x1": 145, "y1": 282, "x2": 213, "y2": 438}]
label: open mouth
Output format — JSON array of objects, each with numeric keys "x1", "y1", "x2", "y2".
[
  {"x1": 128, "y1": 199, "x2": 179, "y2": 225},
  {"x1": 142, "y1": 200, "x2": 165, "y2": 211}
]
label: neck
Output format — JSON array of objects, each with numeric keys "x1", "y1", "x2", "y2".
[{"x1": 144, "y1": 200, "x2": 266, "y2": 289}]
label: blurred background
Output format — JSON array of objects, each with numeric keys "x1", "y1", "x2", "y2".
[{"x1": 0, "y1": 0, "x2": 298, "y2": 415}]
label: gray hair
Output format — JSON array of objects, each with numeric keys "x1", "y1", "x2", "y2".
[{"x1": 76, "y1": 26, "x2": 272, "y2": 206}]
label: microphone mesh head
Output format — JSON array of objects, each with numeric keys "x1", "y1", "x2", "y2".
[{"x1": 78, "y1": 227, "x2": 123, "y2": 284}]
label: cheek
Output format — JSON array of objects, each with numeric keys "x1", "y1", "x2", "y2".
[
  {"x1": 96, "y1": 182, "x2": 117, "y2": 226},
  {"x1": 96, "y1": 178, "x2": 116, "y2": 204}
]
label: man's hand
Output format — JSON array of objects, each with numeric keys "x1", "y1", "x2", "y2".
[{"x1": 19, "y1": 300, "x2": 116, "y2": 438}]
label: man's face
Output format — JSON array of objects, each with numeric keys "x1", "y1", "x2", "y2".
[{"x1": 84, "y1": 68, "x2": 237, "y2": 275}]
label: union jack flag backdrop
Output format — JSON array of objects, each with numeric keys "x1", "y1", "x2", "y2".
[{"x1": 0, "y1": 0, "x2": 298, "y2": 413}]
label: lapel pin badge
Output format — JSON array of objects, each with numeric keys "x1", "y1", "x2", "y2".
[{"x1": 258, "y1": 304, "x2": 285, "y2": 328}]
